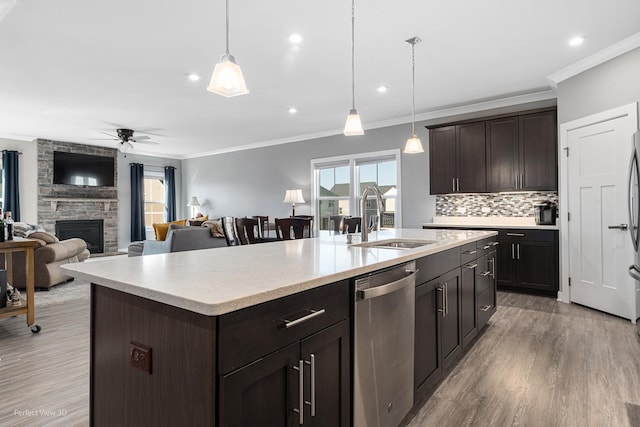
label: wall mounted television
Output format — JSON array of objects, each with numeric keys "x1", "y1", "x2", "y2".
[{"x1": 53, "y1": 151, "x2": 115, "y2": 187}]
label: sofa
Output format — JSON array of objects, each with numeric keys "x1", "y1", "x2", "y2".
[
  {"x1": 5, "y1": 232, "x2": 90, "y2": 290},
  {"x1": 131, "y1": 224, "x2": 227, "y2": 256}
]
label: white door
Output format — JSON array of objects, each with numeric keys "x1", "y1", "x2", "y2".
[{"x1": 567, "y1": 111, "x2": 637, "y2": 321}]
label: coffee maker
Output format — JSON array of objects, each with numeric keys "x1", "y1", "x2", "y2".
[{"x1": 534, "y1": 201, "x2": 557, "y2": 225}]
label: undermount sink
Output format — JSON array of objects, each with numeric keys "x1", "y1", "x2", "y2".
[{"x1": 352, "y1": 239, "x2": 438, "y2": 250}]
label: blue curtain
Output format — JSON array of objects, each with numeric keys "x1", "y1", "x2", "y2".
[
  {"x1": 164, "y1": 166, "x2": 176, "y2": 222},
  {"x1": 2, "y1": 150, "x2": 20, "y2": 221},
  {"x1": 130, "y1": 163, "x2": 146, "y2": 241}
]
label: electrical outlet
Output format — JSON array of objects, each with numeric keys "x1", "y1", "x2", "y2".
[{"x1": 130, "y1": 342, "x2": 152, "y2": 374}]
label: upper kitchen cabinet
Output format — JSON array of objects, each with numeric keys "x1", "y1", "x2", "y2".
[
  {"x1": 486, "y1": 109, "x2": 558, "y2": 192},
  {"x1": 429, "y1": 122, "x2": 486, "y2": 194}
]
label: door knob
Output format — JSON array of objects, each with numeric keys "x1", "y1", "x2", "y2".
[{"x1": 608, "y1": 224, "x2": 629, "y2": 230}]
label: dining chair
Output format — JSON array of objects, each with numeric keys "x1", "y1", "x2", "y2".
[
  {"x1": 221, "y1": 216, "x2": 240, "y2": 246},
  {"x1": 252, "y1": 215, "x2": 269, "y2": 239},
  {"x1": 329, "y1": 215, "x2": 345, "y2": 232},
  {"x1": 290, "y1": 215, "x2": 314, "y2": 237},
  {"x1": 275, "y1": 217, "x2": 311, "y2": 240},
  {"x1": 343, "y1": 217, "x2": 361, "y2": 234},
  {"x1": 235, "y1": 217, "x2": 259, "y2": 245}
]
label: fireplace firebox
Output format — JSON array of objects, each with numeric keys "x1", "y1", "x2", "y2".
[{"x1": 56, "y1": 219, "x2": 104, "y2": 254}]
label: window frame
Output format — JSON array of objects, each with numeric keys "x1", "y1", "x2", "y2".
[
  {"x1": 310, "y1": 149, "x2": 402, "y2": 231},
  {"x1": 143, "y1": 171, "x2": 166, "y2": 236}
]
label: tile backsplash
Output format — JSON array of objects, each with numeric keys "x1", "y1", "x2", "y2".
[{"x1": 436, "y1": 192, "x2": 558, "y2": 217}]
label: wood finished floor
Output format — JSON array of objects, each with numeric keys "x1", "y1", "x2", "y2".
[{"x1": 1, "y1": 292, "x2": 639, "y2": 426}]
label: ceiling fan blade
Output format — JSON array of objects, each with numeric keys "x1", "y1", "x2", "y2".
[
  {"x1": 133, "y1": 135, "x2": 151, "y2": 141},
  {"x1": 100, "y1": 131, "x2": 118, "y2": 138},
  {"x1": 134, "y1": 139, "x2": 159, "y2": 145},
  {"x1": 89, "y1": 137, "x2": 118, "y2": 140}
]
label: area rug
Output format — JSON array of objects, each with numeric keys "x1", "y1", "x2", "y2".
[{"x1": 32, "y1": 279, "x2": 90, "y2": 307}]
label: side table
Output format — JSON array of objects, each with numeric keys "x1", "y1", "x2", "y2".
[{"x1": 0, "y1": 238, "x2": 41, "y2": 333}]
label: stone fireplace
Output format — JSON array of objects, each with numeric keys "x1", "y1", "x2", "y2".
[{"x1": 37, "y1": 139, "x2": 119, "y2": 254}]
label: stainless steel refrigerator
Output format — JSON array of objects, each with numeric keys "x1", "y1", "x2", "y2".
[{"x1": 627, "y1": 130, "x2": 640, "y2": 331}]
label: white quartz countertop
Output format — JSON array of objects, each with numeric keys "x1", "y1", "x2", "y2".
[
  {"x1": 421, "y1": 216, "x2": 559, "y2": 230},
  {"x1": 62, "y1": 228, "x2": 496, "y2": 316}
]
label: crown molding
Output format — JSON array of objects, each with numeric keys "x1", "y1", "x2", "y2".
[
  {"x1": 183, "y1": 90, "x2": 557, "y2": 159},
  {"x1": 547, "y1": 31, "x2": 640, "y2": 88}
]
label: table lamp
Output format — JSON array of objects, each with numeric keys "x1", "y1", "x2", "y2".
[
  {"x1": 283, "y1": 189, "x2": 305, "y2": 216},
  {"x1": 187, "y1": 196, "x2": 200, "y2": 219}
]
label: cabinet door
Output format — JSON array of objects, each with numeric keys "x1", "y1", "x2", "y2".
[
  {"x1": 496, "y1": 238, "x2": 517, "y2": 289},
  {"x1": 414, "y1": 278, "x2": 442, "y2": 398},
  {"x1": 516, "y1": 240, "x2": 558, "y2": 292},
  {"x1": 219, "y1": 342, "x2": 299, "y2": 427},
  {"x1": 478, "y1": 251, "x2": 497, "y2": 330},
  {"x1": 460, "y1": 262, "x2": 477, "y2": 349},
  {"x1": 440, "y1": 268, "x2": 462, "y2": 368},
  {"x1": 457, "y1": 122, "x2": 487, "y2": 193},
  {"x1": 519, "y1": 111, "x2": 557, "y2": 191},
  {"x1": 486, "y1": 116, "x2": 518, "y2": 192},
  {"x1": 429, "y1": 126, "x2": 457, "y2": 194},
  {"x1": 300, "y1": 320, "x2": 350, "y2": 427}
]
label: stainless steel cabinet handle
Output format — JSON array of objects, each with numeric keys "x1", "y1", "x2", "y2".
[
  {"x1": 465, "y1": 263, "x2": 478, "y2": 269},
  {"x1": 511, "y1": 243, "x2": 515, "y2": 259},
  {"x1": 483, "y1": 245, "x2": 491, "y2": 250},
  {"x1": 292, "y1": 360, "x2": 304, "y2": 424},
  {"x1": 437, "y1": 286, "x2": 445, "y2": 313},
  {"x1": 284, "y1": 309, "x2": 326, "y2": 328},
  {"x1": 456, "y1": 178, "x2": 460, "y2": 192},
  {"x1": 515, "y1": 175, "x2": 518, "y2": 189},
  {"x1": 507, "y1": 233, "x2": 525, "y2": 237},
  {"x1": 608, "y1": 224, "x2": 629, "y2": 230},
  {"x1": 304, "y1": 355, "x2": 316, "y2": 416},
  {"x1": 488, "y1": 258, "x2": 495, "y2": 278},
  {"x1": 521, "y1": 174, "x2": 524, "y2": 189},
  {"x1": 478, "y1": 271, "x2": 491, "y2": 277},
  {"x1": 480, "y1": 305, "x2": 491, "y2": 312},
  {"x1": 462, "y1": 250, "x2": 477, "y2": 255},
  {"x1": 488, "y1": 241, "x2": 499, "y2": 246},
  {"x1": 444, "y1": 282, "x2": 449, "y2": 316},
  {"x1": 453, "y1": 178, "x2": 456, "y2": 193},
  {"x1": 357, "y1": 270, "x2": 418, "y2": 300},
  {"x1": 517, "y1": 243, "x2": 520, "y2": 260}
]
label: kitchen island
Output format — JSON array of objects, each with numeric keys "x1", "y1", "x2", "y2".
[{"x1": 62, "y1": 228, "x2": 498, "y2": 427}]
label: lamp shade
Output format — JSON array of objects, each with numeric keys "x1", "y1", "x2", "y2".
[
  {"x1": 283, "y1": 189, "x2": 305, "y2": 204},
  {"x1": 187, "y1": 196, "x2": 201, "y2": 207},
  {"x1": 207, "y1": 54, "x2": 249, "y2": 97},
  {"x1": 403, "y1": 135, "x2": 424, "y2": 154},
  {"x1": 343, "y1": 109, "x2": 364, "y2": 136}
]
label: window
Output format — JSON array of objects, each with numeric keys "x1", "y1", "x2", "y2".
[
  {"x1": 312, "y1": 150, "x2": 401, "y2": 231},
  {"x1": 144, "y1": 172, "x2": 166, "y2": 227}
]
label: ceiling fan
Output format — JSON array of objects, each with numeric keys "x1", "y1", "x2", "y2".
[{"x1": 92, "y1": 128, "x2": 159, "y2": 153}]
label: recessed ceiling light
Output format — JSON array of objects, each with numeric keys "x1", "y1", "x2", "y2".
[
  {"x1": 568, "y1": 36, "x2": 585, "y2": 47},
  {"x1": 377, "y1": 85, "x2": 388, "y2": 93},
  {"x1": 289, "y1": 33, "x2": 303, "y2": 44},
  {"x1": 187, "y1": 73, "x2": 200, "y2": 81},
  {"x1": 288, "y1": 107, "x2": 298, "y2": 114}
]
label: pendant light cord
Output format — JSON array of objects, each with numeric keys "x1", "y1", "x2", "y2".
[
  {"x1": 411, "y1": 41, "x2": 416, "y2": 135},
  {"x1": 225, "y1": 0, "x2": 230, "y2": 55},
  {"x1": 351, "y1": 0, "x2": 356, "y2": 111}
]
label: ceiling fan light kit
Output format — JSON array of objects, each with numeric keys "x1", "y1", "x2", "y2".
[
  {"x1": 403, "y1": 36, "x2": 424, "y2": 154},
  {"x1": 343, "y1": 0, "x2": 363, "y2": 136},
  {"x1": 207, "y1": 0, "x2": 249, "y2": 97}
]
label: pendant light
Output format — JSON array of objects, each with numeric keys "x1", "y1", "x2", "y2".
[
  {"x1": 343, "y1": 0, "x2": 364, "y2": 136},
  {"x1": 207, "y1": 0, "x2": 249, "y2": 97},
  {"x1": 403, "y1": 36, "x2": 424, "y2": 154}
]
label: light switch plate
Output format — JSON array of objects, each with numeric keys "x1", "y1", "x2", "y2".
[{"x1": 130, "y1": 341, "x2": 152, "y2": 374}]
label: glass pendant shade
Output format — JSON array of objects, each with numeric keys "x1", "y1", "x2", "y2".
[
  {"x1": 343, "y1": 109, "x2": 364, "y2": 136},
  {"x1": 207, "y1": 54, "x2": 249, "y2": 97},
  {"x1": 403, "y1": 135, "x2": 424, "y2": 154}
]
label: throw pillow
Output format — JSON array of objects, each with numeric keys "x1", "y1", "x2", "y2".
[
  {"x1": 152, "y1": 219, "x2": 187, "y2": 241},
  {"x1": 29, "y1": 231, "x2": 59, "y2": 244},
  {"x1": 202, "y1": 220, "x2": 225, "y2": 238},
  {"x1": 13, "y1": 222, "x2": 46, "y2": 238}
]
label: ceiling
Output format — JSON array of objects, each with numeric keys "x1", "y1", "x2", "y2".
[{"x1": 0, "y1": 0, "x2": 639, "y2": 159}]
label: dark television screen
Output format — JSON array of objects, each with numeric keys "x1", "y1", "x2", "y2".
[{"x1": 53, "y1": 151, "x2": 115, "y2": 187}]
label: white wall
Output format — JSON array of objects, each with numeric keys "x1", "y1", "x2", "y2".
[{"x1": 0, "y1": 138, "x2": 38, "y2": 223}]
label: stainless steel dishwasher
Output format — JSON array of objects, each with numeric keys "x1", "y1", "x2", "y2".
[{"x1": 353, "y1": 261, "x2": 417, "y2": 427}]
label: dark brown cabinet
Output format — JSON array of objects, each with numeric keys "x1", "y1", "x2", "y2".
[
  {"x1": 220, "y1": 320, "x2": 350, "y2": 427},
  {"x1": 429, "y1": 122, "x2": 486, "y2": 194},
  {"x1": 486, "y1": 110, "x2": 557, "y2": 192},
  {"x1": 460, "y1": 260, "x2": 477, "y2": 348},
  {"x1": 496, "y1": 229, "x2": 559, "y2": 296},
  {"x1": 414, "y1": 267, "x2": 462, "y2": 398}
]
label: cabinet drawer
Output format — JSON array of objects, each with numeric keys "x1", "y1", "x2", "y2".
[
  {"x1": 416, "y1": 247, "x2": 460, "y2": 284},
  {"x1": 460, "y1": 242, "x2": 478, "y2": 265},
  {"x1": 498, "y1": 229, "x2": 556, "y2": 242},
  {"x1": 218, "y1": 280, "x2": 349, "y2": 374},
  {"x1": 477, "y1": 286, "x2": 495, "y2": 329},
  {"x1": 476, "y1": 255, "x2": 492, "y2": 294},
  {"x1": 476, "y1": 237, "x2": 498, "y2": 257}
]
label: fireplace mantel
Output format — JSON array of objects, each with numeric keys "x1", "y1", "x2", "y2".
[{"x1": 43, "y1": 197, "x2": 118, "y2": 212}]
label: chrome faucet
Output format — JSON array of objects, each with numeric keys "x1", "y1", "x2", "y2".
[{"x1": 361, "y1": 184, "x2": 385, "y2": 242}]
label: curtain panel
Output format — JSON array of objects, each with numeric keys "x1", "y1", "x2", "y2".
[
  {"x1": 164, "y1": 166, "x2": 176, "y2": 222},
  {"x1": 130, "y1": 163, "x2": 146, "y2": 242},
  {"x1": 2, "y1": 150, "x2": 21, "y2": 221}
]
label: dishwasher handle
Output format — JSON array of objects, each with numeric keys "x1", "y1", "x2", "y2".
[{"x1": 357, "y1": 270, "x2": 418, "y2": 300}]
